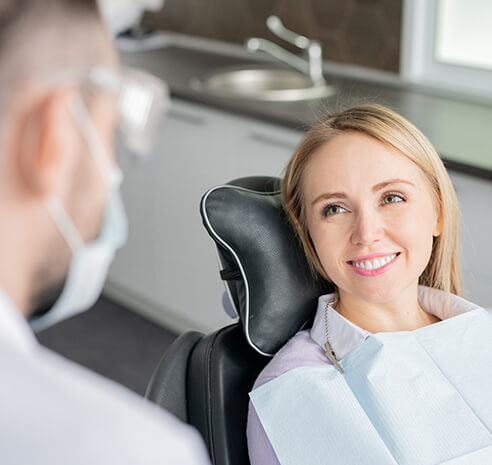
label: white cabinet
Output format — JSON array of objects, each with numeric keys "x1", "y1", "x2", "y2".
[
  {"x1": 448, "y1": 171, "x2": 492, "y2": 308},
  {"x1": 105, "y1": 99, "x2": 302, "y2": 333},
  {"x1": 106, "y1": 98, "x2": 491, "y2": 335}
]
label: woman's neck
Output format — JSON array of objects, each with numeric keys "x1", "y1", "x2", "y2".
[{"x1": 334, "y1": 285, "x2": 441, "y2": 334}]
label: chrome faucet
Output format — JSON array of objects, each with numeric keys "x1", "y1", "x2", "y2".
[{"x1": 245, "y1": 16, "x2": 325, "y2": 86}]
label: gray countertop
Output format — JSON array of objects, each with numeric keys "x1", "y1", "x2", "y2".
[{"x1": 120, "y1": 36, "x2": 492, "y2": 180}]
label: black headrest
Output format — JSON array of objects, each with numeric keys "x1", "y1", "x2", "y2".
[{"x1": 200, "y1": 176, "x2": 332, "y2": 356}]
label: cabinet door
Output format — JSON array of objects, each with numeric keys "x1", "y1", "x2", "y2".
[{"x1": 106, "y1": 99, "x2": 302, "y2": 333}]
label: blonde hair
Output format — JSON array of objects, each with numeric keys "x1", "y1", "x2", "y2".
[{"x1": 282, "y1": 103, "x2": 462, "y2": 298}]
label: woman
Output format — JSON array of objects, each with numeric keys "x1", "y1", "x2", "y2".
[{"x1": 246, "y1": 104, "x2": 492, "y2": 465}]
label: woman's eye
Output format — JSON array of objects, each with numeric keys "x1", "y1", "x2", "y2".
[
  {"x1": 322, "y1": 204, "x2": 347, "y2": 217},
  {"x1": 382, "y1": 193, "x2": 405, "y2": 205}
]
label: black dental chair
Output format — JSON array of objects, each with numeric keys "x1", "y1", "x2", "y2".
[{"x1": 144, "y1": 177, "x2": 332, "y2": 465}]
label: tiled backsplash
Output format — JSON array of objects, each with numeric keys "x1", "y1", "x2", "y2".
[{"x1": 143, "y1": 0, "x2": 402, "y2": 72}]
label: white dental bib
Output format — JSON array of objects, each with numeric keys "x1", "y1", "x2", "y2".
[{"x1": 250, "y1": 308, "x2": 492, "y2": 465}]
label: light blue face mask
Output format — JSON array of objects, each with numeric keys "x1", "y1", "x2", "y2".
[
  {"x1": 250, "y1": 307, "x2": 492, "y2": 465},
  {"x1": 29, "y1": 97, "x2": 128, "y2": 332}
]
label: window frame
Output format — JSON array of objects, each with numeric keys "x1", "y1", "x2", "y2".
[{"x1": 400, "y1": 0, "x2": 492, "y2": 98}]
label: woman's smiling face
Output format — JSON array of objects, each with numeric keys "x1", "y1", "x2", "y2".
[{"x1": 303, "y1": 131, "x2": 442, "y2": 304}]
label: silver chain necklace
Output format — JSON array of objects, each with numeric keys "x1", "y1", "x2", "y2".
[{"x1": 324, "y1": 301, "x2": 345, "y2": 374}]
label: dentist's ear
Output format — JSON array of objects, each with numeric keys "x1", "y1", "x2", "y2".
[{"x1": 16, "y1": 88, "x2": 79, "y2": 198}]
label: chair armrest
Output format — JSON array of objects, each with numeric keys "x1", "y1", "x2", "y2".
[{"x1": 145, "y1": 331, "x2": 204, "y2": 423}]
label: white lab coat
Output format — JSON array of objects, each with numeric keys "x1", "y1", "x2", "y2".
[{"x1": 0, "y1": 288, "x2": 210, "y2": 465}]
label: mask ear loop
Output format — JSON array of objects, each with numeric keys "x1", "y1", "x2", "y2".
[
  {"x1": 67, "y1": 93, "x2": 114, "y2": 184},
  {"x1": 44, "y1": 93, "x2": 121, "y2": 253},
  {"x1": 44, "y1": 196, "x2": 84, "y2": 253}
]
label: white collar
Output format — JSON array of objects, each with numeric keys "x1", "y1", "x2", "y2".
[
  {"x1": 310, "y1": 285, "x2": 484, "y2": 361},
  {"x1": 0, "y1": 288, "x2": 38, "y2": 354}
]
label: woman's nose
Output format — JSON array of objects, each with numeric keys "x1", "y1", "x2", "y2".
[{"x1": 350, "y1": 210, "x2": 384, "y2": 246}]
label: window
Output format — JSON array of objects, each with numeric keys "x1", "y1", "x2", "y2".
[{"x1": 400, "y1": 0, "x2": 492, "y2": 97}]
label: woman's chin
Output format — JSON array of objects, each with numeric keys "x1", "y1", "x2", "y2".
[{"x1": 339, "y1": 284, "x2": 405, "y2": 306}]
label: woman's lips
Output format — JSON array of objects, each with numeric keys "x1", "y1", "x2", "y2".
[{"x1": 348, "y1": 252, "x2": 401, "y2": 277}]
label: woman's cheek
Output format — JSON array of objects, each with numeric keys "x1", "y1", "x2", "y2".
[
  {"x1": 310, "y1": 223, "x2": 344, "y2": 277},
  {"x1": 389, "y1": 208, "x2": 435, "y2": 271}
]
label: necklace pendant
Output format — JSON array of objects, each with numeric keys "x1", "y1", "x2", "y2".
[
  {"x1": 325, "y1": 341, "x2": 344, "y2": 374},
  {"x1": 324, "y1": 300, "x2": 344, "y2": 374}
]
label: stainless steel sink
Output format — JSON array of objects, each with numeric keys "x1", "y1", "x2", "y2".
[{"x1": 190, "y1": 66, "x2": 336, "y2": 102}]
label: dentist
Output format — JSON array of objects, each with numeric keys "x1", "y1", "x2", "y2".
[{"x1": 0, "y1": 0, "x2": 210, "y2": 463}]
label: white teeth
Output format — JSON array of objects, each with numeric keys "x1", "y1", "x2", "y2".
[{"x1": 351, "y1": 253, "x2": 397, "y2": 270}]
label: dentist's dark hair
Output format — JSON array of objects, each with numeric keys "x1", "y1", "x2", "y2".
[{"x1": 0, "y1": 0, "x2": 113, "y2": 126}]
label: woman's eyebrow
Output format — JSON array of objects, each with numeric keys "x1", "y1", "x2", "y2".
[
  {"x1": 311, "y1": 179, "x2": 415, "y2": 205},
  {"x1": 372, "y1": 178, "x2": 415, "y2": 192},
  {"x1": 311, "y1": 191, "x2": 347, "y2": 205}
]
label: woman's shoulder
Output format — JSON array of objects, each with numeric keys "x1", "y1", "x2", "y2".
[{"x1": 252, "y1": 329, "x2": 328, "y2": 391}]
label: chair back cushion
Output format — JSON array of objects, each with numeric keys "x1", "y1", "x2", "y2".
[{"x1": 200, "y1": 177, "x2": 332, "y2": 356}]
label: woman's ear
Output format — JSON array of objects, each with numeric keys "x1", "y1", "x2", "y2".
[{"x1": 433, "y1": 209, "x2": 443, "y2": 237}]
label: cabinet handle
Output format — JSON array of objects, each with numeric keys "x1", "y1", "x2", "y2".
[{"x1": 248, "y1": 132, "x2": 299, "y2": 151}]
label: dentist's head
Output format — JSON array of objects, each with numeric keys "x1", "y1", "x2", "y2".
[{"x1": 0, "y1": 0, "x2": 168, "y2": 330}]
